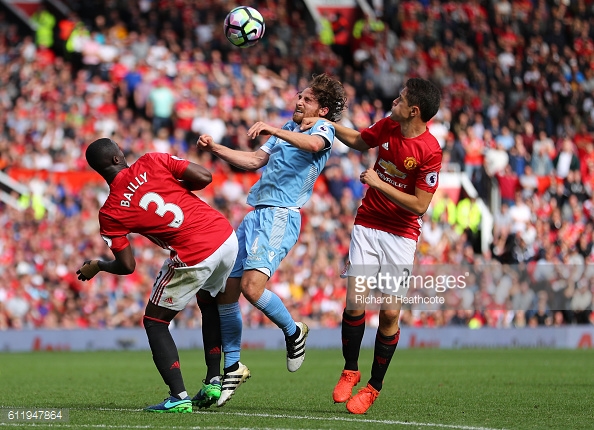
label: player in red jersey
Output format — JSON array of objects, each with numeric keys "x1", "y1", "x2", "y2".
[
  {"x1": 76, "y1": 138, "x2": 241, "y2": 413},
  {"x1": 304, "y1": 77, "x2": 442, "y2": 414}
]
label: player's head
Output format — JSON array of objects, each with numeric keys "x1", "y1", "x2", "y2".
[
  {"x1": 293, "y1": 73, "x2": 346, "y2": 124},
  {"x1": 86, "y1": 138, "x2": 128, "y2": 181},
  {"x1": 391, "y1": 78, "x2": 441, "y2": 124}
]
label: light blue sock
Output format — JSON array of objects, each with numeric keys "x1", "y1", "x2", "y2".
[
  {"x1": 218, "y1": 302, "x2": 242, "y2": 369},
  {"x1": 254, "y1": 289, "x2": 296, "y2": 337}
]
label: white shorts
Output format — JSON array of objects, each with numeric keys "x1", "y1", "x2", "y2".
[
  {"x1": 149, "y1": 232, "x2": 238, "y2": 311},
  {"x1": 345, "y1": 224, "x2": 416, "y2": 297}
]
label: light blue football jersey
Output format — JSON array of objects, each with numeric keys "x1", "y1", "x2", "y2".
[{"x1": 246, "y1": 119, "x2": 335, "y2": 208}]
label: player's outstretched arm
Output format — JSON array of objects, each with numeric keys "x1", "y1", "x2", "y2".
[
  {"x1": 300, "y1": 118, "x2": 369, "y2": 151},
  {"x1": 76, "y1": 246, "x2": 136, "y2": 281},
  {"x1": 248, "y1": 121, "x2": 326, "y2": 152},
  {"x1": 197, "y1": 134, "x2": 269, "y2": 171}
]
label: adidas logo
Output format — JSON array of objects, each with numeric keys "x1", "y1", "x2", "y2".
[
  {"x1": 164, "y1": 297, "x2": 174, "y2": 305},
  {"x1": 170, "y1": 360, "x2": 180, "y2": 370},
  {"x1": 382, "y1": 142, "x2": 389, "y2": 150},
  {"x1": 209, "y1": 346, "x2": 221, "y2": 355},
  {"x1": 375, "y1": 356, "x2": 388, "y2": 365}
]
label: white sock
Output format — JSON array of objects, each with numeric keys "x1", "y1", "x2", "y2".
[{"x1": 177, "y1": 391, "x2": 188, "y2": 399}]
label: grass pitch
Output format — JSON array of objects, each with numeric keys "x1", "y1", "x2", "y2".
[{"x1": 0, "y1": 347, "x2": 592, "y2": 429}]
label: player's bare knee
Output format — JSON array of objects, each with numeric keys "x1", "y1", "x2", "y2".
[
  {"x1": 379, "y1": 309, "x2": 400, "y2": 326},
  {"x1": 241, "y1": 280, "x2": 264, "y2": 304},
  {"x1": 240, "y1": 270, "x2": 268, "y2": 304},
  {"x1": 344, "y1": 308, "x2": 365, "y2": 318}
]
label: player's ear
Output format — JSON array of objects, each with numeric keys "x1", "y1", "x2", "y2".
[{"x1": 319, "y1": 106, "x2": 329, "y2": 118}]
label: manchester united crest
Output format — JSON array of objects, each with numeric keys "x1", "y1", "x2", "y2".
[{"x1": 403, "y1": 156, "x2": 418, "y2": 170}]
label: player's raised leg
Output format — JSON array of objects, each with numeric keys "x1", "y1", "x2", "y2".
[
  {"x1": 239, "y1": 208, "x2": 309, "y2": 372},
  {"x1": 242, "y1": 269, "x2": 309, "y2": 372}
]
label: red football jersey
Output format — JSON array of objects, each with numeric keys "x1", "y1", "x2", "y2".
[
  {"x1": 357, "y1": 117, "x2": 442, "y2": 241},
  {"x1": 99, "y1": 153, "x2": 233, "y2": 266}
]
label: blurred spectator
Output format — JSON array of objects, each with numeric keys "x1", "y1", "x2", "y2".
[
  {"x1": 495, "y1": 126, "x2": 514, "y2": 151},
  {"x1": 495, "y1": 164, "x2": 520, "y2": 206},
  {"x1": 146, "y1": 77, "x2": 175, "y2": 133},
  {"x1": 455, "y1": 196, "x2": 481, "y2": 237},
  {"x1": 519, "y1": 165, "x2": 539, "y2": 199},
  {"x1": 511, "y1": 279, "x2": 536, "y2": 311},
  {"x1": 568, "y1": 280, "x2": 592, "y2": 324},
  {"x1": 509, "y1": 191, "x2": 532, "y2": 236},
  {"x1": 484, "y1": 137, "x2": 509, "y2": 177},
  {"x1": 553, "y1": 137, "x2": 580, "y2": 180},
  {"x1": 508, "y1": 136, "x2": 531, "y2": 177},
  {"x1": 31, "y1": 5, "x2": 56, "y2": 49},
  {"x1": 531, "y1": 140, "x2": 554, "y2": 176},
  {"x1": 431, "y1": 194, "x2": 457, "y2": 227},
  {"x1": 460, "y1": 129, "x2": 484, "y2": 181}
]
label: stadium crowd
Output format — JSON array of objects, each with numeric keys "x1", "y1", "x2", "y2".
[{"x1": 1, "y1": 0, "x2": 593, "y2": 330}]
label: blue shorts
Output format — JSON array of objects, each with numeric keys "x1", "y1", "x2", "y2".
[{"x1": 230, "y1": 207, "x2": 301, "y2": 278}]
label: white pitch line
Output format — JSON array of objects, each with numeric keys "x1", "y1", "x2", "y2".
[
  {"x1": 93, "y1": 407, "x2": 507, "y2": 430},
  {"x1": 0, "y1": 406, "x2": 508, "y2": 430},
  {"x1": 195, "y1": 410, "x2": 507, "y2": 430}
]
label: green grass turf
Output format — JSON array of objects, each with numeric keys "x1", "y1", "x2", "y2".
[{"x1": 0, "y1": 348, "x2": 592, "y2": 429}]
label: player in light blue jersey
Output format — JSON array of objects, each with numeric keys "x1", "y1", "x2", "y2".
[
  {"x1": 196, "y1": 73, "x2": 346, "y2": 405},
  {"x1": 246, "y1": 118, "x2": 335, "y2": 208}
]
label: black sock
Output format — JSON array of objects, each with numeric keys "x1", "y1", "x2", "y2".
[
  {"x1": 342, "y1": 310, "x2": 365, "y2": 371},
  {"x1": 287, "y1": 325, "x2": 301, "y2": 341},
  {"x1": 369, "y1": 329, "x2": 400, "y2": 392},
  {"x1": 143, "y1": 316, "x2": 186, "y2": 397},
  {"x1": 197, "y1": 294, "x2": 222, "y2": 382},
  {"x1": 223, "y1": 362, "x2": 239, "y2": 374}
]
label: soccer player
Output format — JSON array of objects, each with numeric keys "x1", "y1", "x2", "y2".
[
  {"x1": 197, "y1": 73, "x2": 347, "y2": 403},
  {"x1": 304, "y1": 78, "x2": 442, "y2": 414},
  {"x1": 76, "y1": 138, "x2": 241, "y2": 413}
]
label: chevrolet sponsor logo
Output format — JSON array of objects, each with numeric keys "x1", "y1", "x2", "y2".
[{"x1": 378, "y1": 159, "x2": 407, "y2": 179}]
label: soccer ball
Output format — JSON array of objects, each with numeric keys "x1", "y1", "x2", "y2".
[{"x1": 223, "y1": 6, "x2": 265, "y2": 48}]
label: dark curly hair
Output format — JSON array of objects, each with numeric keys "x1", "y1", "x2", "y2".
[{"x1": 308, "y1": 73, "x2": 347, "y2": 122}]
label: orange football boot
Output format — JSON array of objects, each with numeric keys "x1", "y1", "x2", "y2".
[
  {"x1": 346, "y1": 383, "x2": 379, "y2": 414},
  {"x1": 332, "y1": 370, "x2": 361, "y2": 403}
]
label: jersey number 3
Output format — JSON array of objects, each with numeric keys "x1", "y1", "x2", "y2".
[{"x1": 139, "y1": 192, "x2": 184, "y2": 228}]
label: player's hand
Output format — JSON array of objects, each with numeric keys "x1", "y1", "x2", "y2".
[
  {"x1": 77, "y1": 260, "x2": 100, "y2": 281},
  {"x1": 300, "y1": 117, "x2": 317, "y2": 131},
  {"x1": 197, "y1": 135, "x2": 214, "y2": 151},
  {"x1": 360, "y1": 168, "x2": 382, "y2": 189},
  {"x1": 247, "y1": 122, "x2": 277, "y2": 139}
]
